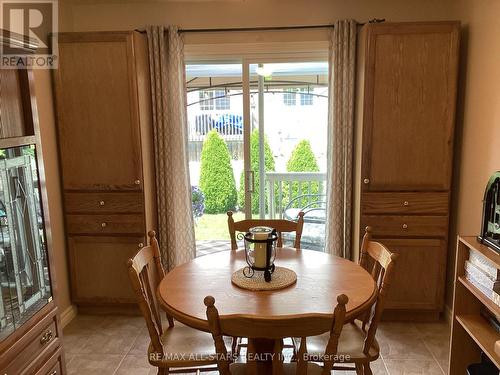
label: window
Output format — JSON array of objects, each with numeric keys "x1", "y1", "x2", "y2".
[
  {"x1": 300, "y1": 88, "x2": 313, "y2": 106},
  {"x1": 214, "y1": 89, "x2": 230, "y2": 110},
  {"x1": 283, "y1": 88, "x2": 297, "y2": 106},
  {"x1": 199, "y1": 90, "x2": 214, "y2": 110}
]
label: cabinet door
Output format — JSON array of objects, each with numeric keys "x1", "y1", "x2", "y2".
[
  {"x1": 68, "y1": 236, "x2": 144, "y2": 304},
  {"x1": 54, "y1": 33, "x2": 142, "y2": 190},
  {"x1": 361, "y1": 22, "x2": 459, "y2": 191},
  {"x1": 377, "y1": 238, "x2": 446, "y2": 310}
]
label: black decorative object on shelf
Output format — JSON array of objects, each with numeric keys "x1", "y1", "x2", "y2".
[
  {"x1": 466, "y1": 352, "x2": 498, "y2": 375},
  {"x1": 478, "y1": 171, "x2": 500, "y2": 254},
  {"x1": 240, "y1": 226, "x2": 278, "y2": 282}
]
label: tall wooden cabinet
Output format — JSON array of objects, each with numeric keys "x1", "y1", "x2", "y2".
[
  {"x1": 53, "y1": 31, "x2": 156, "y2": 312},
  {"x1": 355, "y1": 22, "x2": 460, "y2": 320},
  {"x1": 0, "y1": 30, "x2": 65, "y2": 374}
]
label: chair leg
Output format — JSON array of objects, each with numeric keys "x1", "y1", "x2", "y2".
[
  {"x1": 231, "y1": 336, "x2": 238, "y2": 355},
  {"x1": 363, "y1": 363, "x2": 373, "y2": 375},
  {"x1": 157, "y1": 367, "x2": 169, "y2": 375},
  {"x1": 355, "y1": 363, "x2": 363, "y2": 375},
  {"x1": 236, "y1": 337, "x2": 243, "y2": 356}
]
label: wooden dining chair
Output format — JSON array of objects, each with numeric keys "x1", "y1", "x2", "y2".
[
  {"x1": 296, "y1": 227, "x2": 398, "y2": 375},
  {"x1": 227, "y1": 210, "x2": 305, "y2": 251},
  {"x1": 204, "y1": 293, "x2": 349, "y2": 375},
  {"x1": 127, "y1": 231, "x2": 224, "y2": 374}
]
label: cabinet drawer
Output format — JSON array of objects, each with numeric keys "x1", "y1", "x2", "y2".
[
  {"x1": 361, "y1": 192, "x2": 448, "y2": 215},
  {"x1": 66, "y1": 214, "x2": 144, "y2": 235},
  {"x1": 361, "y1": 215, "x2": 448, "y2": 237},
  {"x1": 35, "y1": 349, "x2": 63, "y2": 375},
  {"x1": 65, "y1": 192, "x2": 144, "y2": 214},
  {"x1": 4, "y1": 318, "x2": 59, "y2": 375},
  {"x1": 44, "y1": 359, "x2": 62, "y2": 375}
]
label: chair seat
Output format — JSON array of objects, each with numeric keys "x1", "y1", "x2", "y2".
[
  {"x1": 229, "y1": 362, "x2": 323, "y2": 375},
  {"x1": 297, "y1": 321, "x2": 380, "y2": 363},
  {"x1": 149, "y1": 323, "x2": 232, "y2": 367}
]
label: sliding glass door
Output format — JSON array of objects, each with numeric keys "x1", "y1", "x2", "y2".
[{"x1": 186, "y1": 59, "x2": 328, "y2": 254}]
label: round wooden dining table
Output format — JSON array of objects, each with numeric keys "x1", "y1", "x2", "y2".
[{"x1": 157, "y1": 248, "x2": 377, "y2": 332}]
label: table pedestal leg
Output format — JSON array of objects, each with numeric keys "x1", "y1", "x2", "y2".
[{"x1": 247, "y1": 338, "x2": 283, "y2": 373}]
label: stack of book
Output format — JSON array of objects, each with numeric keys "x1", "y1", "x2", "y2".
[{"x1": 465, "y1": 248, "x2": 500, "y2": 307}]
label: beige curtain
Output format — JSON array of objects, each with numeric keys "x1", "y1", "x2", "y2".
[
  {"x1": 146, "y1": 25, "x2": 196, "y2": 270},
  {"x1": 325, "y1": 20, "x2": 357, "y2": 259}
]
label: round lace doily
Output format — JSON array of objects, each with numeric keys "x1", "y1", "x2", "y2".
[{"x1": 231, "y1": 266, "x2": 297, "y2": 291}]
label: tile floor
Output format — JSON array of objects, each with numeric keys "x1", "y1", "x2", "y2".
[{"x1": 63, "y1": 315, "x2": 451, "y2": 375}]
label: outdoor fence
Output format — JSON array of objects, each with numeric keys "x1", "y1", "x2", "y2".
[
  {"x1": 188, "y1": 140, "x2": 244, "y2": 162},
  {"x1": 187, "y1": 111, "x2": 245, "y2": 161}
]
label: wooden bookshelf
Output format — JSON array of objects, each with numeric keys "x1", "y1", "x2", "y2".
[
  {"x1": 449, "y1": 236, "x2": 500, "y2": 374},
  {"x1": 458, "y1": 277, "x2": 500, "y2": 320},
  {"x1": 456, "y1": 315, "x2": 500, "y2": 367}
]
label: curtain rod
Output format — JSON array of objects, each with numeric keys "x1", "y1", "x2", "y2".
[
  {"x1": 135, "y1": 19, "x2": 384, "y2": 34},
  {"x1": 136, "y1": 24, "x2": 335, "y2": 34},
  {"x1": 178, "y1": 24, "x2": 335, "y2": 33}
]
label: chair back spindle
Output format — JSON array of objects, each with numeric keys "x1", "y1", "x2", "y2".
[{"x1": 321, "y1": 294, "x2": 349, "y2": 374}]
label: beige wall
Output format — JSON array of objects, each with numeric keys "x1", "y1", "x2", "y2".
[
  {"x1": 59, "y1": 0, "x2": 458, "y2": 32},
  {"x1": 40, "y1": 0, "x2": 498, "y2": 313},
  {"x1": 445, "y1": 0, "x2": 500, "y2": 307}
]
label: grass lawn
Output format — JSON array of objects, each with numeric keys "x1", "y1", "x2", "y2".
[{"x1": 195, "y1": 211, "x2": 245, "y2": 240}]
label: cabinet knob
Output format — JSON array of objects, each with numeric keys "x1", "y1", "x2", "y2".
[
  {"x1": 101, "y1": 222, "x2": 107, "y2": 228},
  {"x1": 40, "y1": 330, "x2": 53, "y2": 345},
  {"x1": 402, "y1": 223, "x2": 408, "y2": 229},
  {"x1": 138, "y1": 243, "x2": 144, "y2": 248},
  {"x1": 50, "y1": 371, "x2": 58, "y2": 375},
  {"x1": 403, "y1": 201, "x2": 409, "y2": 206},
  {"x1": 363, "y1": 178, "x2": 370, "y2": 184},
  {"x1": 99, "y1": 200, "x2": 105, "y2": 206},
  {"x1": 134, "y1": 180, "x2": 141, "y2": 185}
]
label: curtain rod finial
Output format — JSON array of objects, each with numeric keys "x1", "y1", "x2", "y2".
[{"x1": 368, "y1": 18, "x2": 386, "y2": 24}]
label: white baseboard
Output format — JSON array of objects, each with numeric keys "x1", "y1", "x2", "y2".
[{"x1": 60, "y1": 304, "x2": 78, "y2": 328}]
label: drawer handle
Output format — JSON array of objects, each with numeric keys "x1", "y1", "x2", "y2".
[
  {"x1": 402, "y1": 223, "x2": 408, "y2": 229},
  {"x1": 138, "y1": 243, "x2": 144, "y2": 248},
  {"x1": 363, "y1": 178, "x2": 370, "y2": 185},
  {"x1": 40, "y1": 330, "x2": 53, "y2": 345},
  {"x1": 134, "y1": 179, "x2": 141, "y2": 185},
  {"x1": 50, "y1": 371, "x2": 58, "y2": 375},
  {"x1": 99, "y1": 200, "x2": 105, "y2": 206},
  {"x1": 403, "y1": 201, "x2": 409, "y2": 206},
  {"x1": 101, "y1": 222, "x2": 107, "y2": 228}
]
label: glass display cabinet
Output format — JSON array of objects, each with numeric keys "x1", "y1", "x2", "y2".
[
  {"x1": 0, "y1": 145, "x2": 52, "y2": 340},
  {"x1": 0, "y1": 30, "x2": 64, "y2": 374}
]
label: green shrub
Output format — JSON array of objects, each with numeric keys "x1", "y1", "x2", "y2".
[
  {"x1": 238, "y1": 129, "x2": 276, "y2": 214},
  {"x1": 199, "y1": 130, "x2": 237, "y2": 214},
  {"x1": 286, "y1": 140, "x2": 320, "y2": 208}
]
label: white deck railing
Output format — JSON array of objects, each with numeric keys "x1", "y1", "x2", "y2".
[{"x1": 265, "y1": 172, "x2": 327, "y2": 219}]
